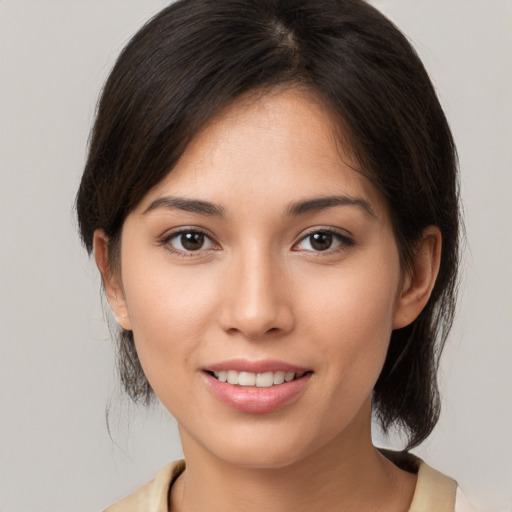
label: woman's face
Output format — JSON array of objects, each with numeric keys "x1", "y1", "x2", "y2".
[{"x1": 108, "y1": 88, "x2": 409, "y2": 468}]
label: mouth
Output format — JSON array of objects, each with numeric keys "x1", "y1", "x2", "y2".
[
  {"x1": 206, "y1": 369, "x2": 311, "y2": 388},
  {"x1": 202, "y1": 362, "x2": 313, "y2": 413}
]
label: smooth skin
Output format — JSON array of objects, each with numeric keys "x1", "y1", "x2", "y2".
[{"x1": 94, "y1": 87, "x2": 441, "y2": 512}]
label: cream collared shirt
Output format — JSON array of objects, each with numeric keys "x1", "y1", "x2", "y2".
[{"x1": 104, "y1": 457, "x2": 478, "y2": 512}]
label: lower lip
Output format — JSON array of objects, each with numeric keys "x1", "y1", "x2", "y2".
[{"x1": 203, "y1": 372, "x2": 312, "y2": 414}]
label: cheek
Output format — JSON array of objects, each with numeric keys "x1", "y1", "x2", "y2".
[
  {"x1": 301, "y1": 256, "x2": 400, "y2": 334},
  {"x1": 299, "y1": 257, "x2": 401, "y2": 386},
  {"x1": 119, "y1": 250, "x2": 219, "y2": 392}
]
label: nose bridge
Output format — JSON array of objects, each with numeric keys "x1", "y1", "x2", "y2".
[{"x1": 220, "y1": 241, "x2": 292, "y2": 338}]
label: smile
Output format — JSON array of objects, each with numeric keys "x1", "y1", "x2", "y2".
[
  {"x1": 203, "y1": 363, "x2": 313, "y2": 413},
  {"x1": 211, "y1": 370, "x2": 308, "y2": 388}
]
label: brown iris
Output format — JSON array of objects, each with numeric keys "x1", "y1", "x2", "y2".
[
  {"x1": 181, "y1": 232, "x2": 205, "y2": 251},
  {"x1": 309, "y1": 232, "x2": 333, "y2": 251}
]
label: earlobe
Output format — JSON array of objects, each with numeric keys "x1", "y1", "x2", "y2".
[
  {"x1": 93, "y1": 230, "x2": 132, "y2": 330},
  {"x1": 393, "y1": 226, "x2": 442, "y2": 329}
]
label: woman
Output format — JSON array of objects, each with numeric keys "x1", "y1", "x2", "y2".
[{"x1": 76, "y1": 0, "x2": 474, "y2": 510}]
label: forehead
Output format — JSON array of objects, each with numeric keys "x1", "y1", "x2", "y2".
[{"x1": 137, "y1": 87, "x2": 386, "y2": 217}]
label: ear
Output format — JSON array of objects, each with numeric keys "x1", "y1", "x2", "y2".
[
  {"x1": 393, "y1": 226, "x2": 442, "y2": 329},
  {"x1": 93, "y1": 230, "x2": 132, "y2": 331}
]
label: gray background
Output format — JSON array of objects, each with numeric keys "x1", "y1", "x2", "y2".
[{"x1": 0, "y1": 1, "x2": 511, "y2": 511}]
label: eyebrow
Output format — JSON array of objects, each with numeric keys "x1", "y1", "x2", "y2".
[
  {"x1": 143, "y1": 196, "x2": 225, "y2": 217},
  {"x1": 285, "y1": 195, "x2": 375, "y2": 218},
  {"x1": 143, "y1": 194, "x2": 375, "y2": 218}
]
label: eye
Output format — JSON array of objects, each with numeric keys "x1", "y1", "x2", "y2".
[
  {"x1": 164, "y1": 229, "x2": 216, "y2": 254},
  {"x1": 295, "y1": 230, "x2": 352, "y2": 252}
]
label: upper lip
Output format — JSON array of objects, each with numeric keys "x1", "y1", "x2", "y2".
[{"x1": 203, "y1": 359, "x2": 311, "y2": 374}]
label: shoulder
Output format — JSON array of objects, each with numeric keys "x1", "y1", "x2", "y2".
[
  {"x1": 408, "y1": 457, "x2": 480, "y2": 512},
  {"x1": 412, "y1": 459, "x2": 481, "y2": 512},
  {"x1": 380, "y1": 449, "x2": 480, "y2": 512},
  {"x1": 410, "y1": 458, "x2": 458, "y2": 511},
  {"x1": 104, "y1": 460, "x2": 185, "y2": 512},
  {"x1": 455, "y1": 487, "x2": 482, "y2": 512}
]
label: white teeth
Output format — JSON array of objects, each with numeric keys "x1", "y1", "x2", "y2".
[
  {"x1": 212, "y1": 370, "x2": 305, "y2": 387},
  {"x1": 273, "y1": 371, "x2": 285, "y2": 385},
  {"x1": 256, "y1": 371, "x2": 274, "y2": 388},
  {"x1": 238, "y1": 372, "x2": 256, "y2": 386},
  {"x1": 227, "y1": 370, "x2": 238, "y2": 385}
]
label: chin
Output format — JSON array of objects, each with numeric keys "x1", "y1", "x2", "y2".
[
  {"x1": 214, "y1": 443, "x2": 310, "y2": 470},
  {"x1": 194, "y1": 422, "x2": 329, "y2": 470}
]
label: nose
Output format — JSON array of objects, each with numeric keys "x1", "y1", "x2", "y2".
[{"x1": 218, "y1": 246, "x2": 295, "y2": 340}]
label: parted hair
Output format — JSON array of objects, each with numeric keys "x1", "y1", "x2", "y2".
[{"x1": 76, "y1": 0, "x2": 460, "y2": 450}]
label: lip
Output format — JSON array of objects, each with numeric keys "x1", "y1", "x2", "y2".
[
  {"x1": 204, "y1": 359, "x2": 310, "y2": 374},
  {"x1": 202, "y1": 359, "x2": 313, "y2": 414}
]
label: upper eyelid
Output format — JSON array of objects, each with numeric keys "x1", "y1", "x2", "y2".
[
  {"x1": 160, "y1": 227, "x2": 219, "y2": 251},
  {"x1": 288, "y1": 233, "x2": 353, "y2": 261},
  {"x1": 162, "y1": 226, "x2": 215, "y2": 241},
  {"x1": 296, "y1": 226, "x2": 353, "y2": 241},
  {"x1": 160, "y1": 229, "x2": 219, "y2": 258}
]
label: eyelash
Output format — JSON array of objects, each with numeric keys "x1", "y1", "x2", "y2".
[
  {"x1": 294, "y1": 228, "x2": 355, "y2": 254},
  {"x1": 159, "y1": 228, "x2": 218, "y2": 258},
  {"x1": 159, "y1": 227, "x2": 354, "y2": 258}
]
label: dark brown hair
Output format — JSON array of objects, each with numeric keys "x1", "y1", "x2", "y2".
[{"x1": 76, "y1": 0, "x2": 460, "y2": 450}]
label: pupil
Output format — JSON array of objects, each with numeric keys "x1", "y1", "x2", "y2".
[
  {"x1": 311, "y1": 232, "x2": 332, "y2": 251},
  {"x1": 182, "y1": 232, "x2": 204, "y2": 250}
]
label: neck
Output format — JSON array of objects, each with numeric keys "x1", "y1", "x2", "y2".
[{"x1": 171, "y1": 408, "x2": 416, "y2": 512}]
